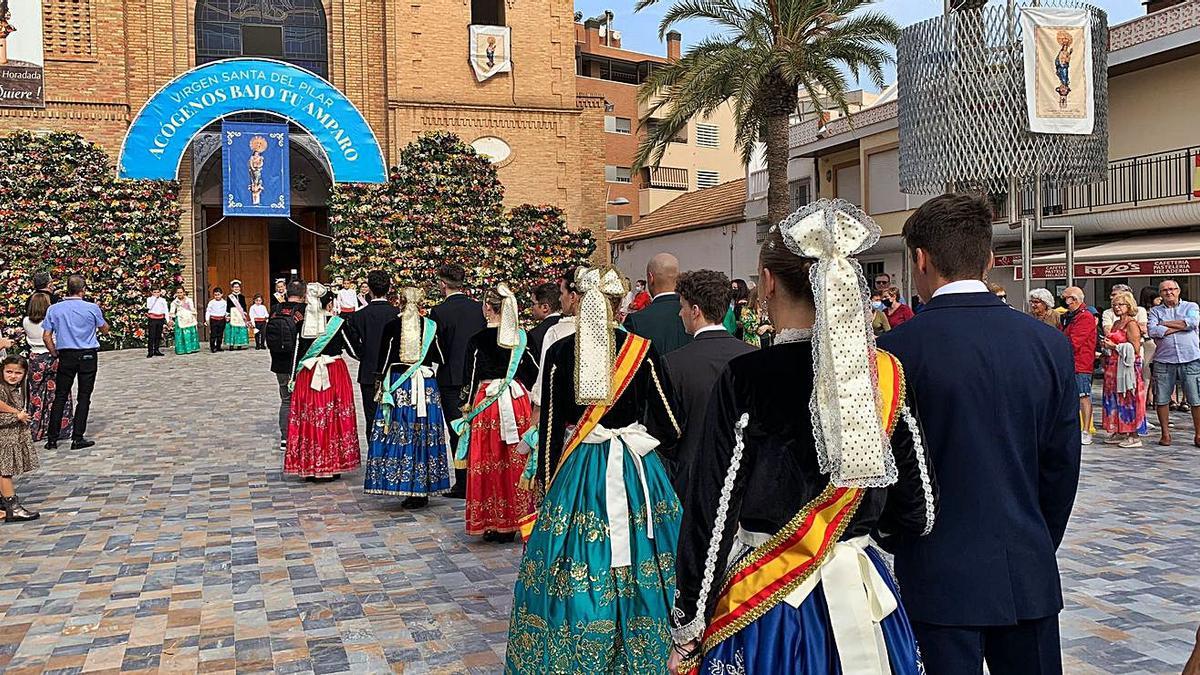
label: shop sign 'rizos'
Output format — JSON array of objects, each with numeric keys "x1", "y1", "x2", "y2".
[
  {"x1": 118, "y1": 58, "x2": 386, "y2": 184},
  {"x1": 1014, "y1": 258, "x2": 1200, "y2": 280}
]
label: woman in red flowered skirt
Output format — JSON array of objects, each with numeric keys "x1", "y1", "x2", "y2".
[
  {"x1": 464, "y1": 382, "x2": 533, "y2": 536},
  {"x1": 285, "y1": 352, "x2": 360, "y2": 478}
]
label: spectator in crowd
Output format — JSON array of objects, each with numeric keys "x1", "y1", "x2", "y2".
[
  {"x1": 1100, "y1": 289, "x2": 1147, "y2": 448},
  {"x1": 1102, "y1": 283, "x2": 1147, "y2": 334},
  {"x1": 1147, "y1": 279, "x2": 1200, "y2": 447},
  {"x1": 628, "y1": 279, "x2": 651, "y2": 313},
  {"x1": 22, "y1": 293, "x2": 72, "y2": 443},
  {"x1": 987, "y1": 282, "x2": 1009, "y2": 304},
  {"x1": 23, "y1": 272, "x2": 60, "y2": 317},
  {"x1": 624, "y1": 253, "x2": 691, "y2": 354},
  {"x1": 1139, "y1": 286, "x2": 1161, "y2": 407},
  {"x1": 874, "y1": 271, "x2": 893, "y2": 296},
  {"x1": 870, "y1": 290, "x2": 892, "y2": 336},
  {"x1": 1061, "y1": 286, "x2": 1099, "y2": 445},
  {"x1": 42, "y1": 275, "x2": 109, "y2": 451},
  {"x1": 267, "y1": 281, "x2": 306, "y2": 454},
  {"x1": 883, "y1": 285, "x2": 915, "y2": 328},
  {"x1": 1029, "y1": 288, "x2": 1061, "y2": 328},
  {"x1": 525, "y1": 282, "x2": 562, "y2": 363}
]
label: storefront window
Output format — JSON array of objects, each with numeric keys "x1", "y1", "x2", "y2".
[{"x1": 196, "y1": 0, "x2": 328, "y2": 78}]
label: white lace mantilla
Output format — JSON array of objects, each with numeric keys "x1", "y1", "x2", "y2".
[{"x1": 774, "y1": 327, "x2": 813, "y2": 344}]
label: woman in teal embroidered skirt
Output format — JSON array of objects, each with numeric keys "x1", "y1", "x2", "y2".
[{"x1": 506, "y1": 269, "x2": 684, "y2": 674}]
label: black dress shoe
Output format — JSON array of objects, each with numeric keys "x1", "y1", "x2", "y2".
[
  {"x1": 446, "y1": 489, "x2": 466, "y2": 499},
  {"x1": 492, "y1": 532, "x2": 515, "y2": 543},
  {"x1": 70, "y1": 439, "x2": 96, "y2": 450},
  {"x1": 482, "y1": 530, "x2": 497, "y2": 542},
  {"x1": 401, "y1": 496, "x2": 429, "y2": 509},
  {"x1": 44, "y1": 440, "x2": 58, "y2": 450}
]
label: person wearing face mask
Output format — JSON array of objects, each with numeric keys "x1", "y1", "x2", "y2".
[
  {"x1": 870, "y1": 291, "x2": 892, "y2": 336},
  {"x1": 882, "y1": 286, "x2": 915, "y2": 328}
]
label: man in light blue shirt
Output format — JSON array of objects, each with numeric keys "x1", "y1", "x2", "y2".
[
  {"x1": 42, "y1": 275, "x2": 109, "y2": 451},
  {"x1": 1146, "y1": 279, "x2": 1200, "y2": 447}
]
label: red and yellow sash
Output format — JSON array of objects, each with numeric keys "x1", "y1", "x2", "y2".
[
  {"x1": 517, "y1": 333, "x2": 651, "y2": 542},
  {"x1": 683, "y1": 350, "x2": 905, "y2": 673}
]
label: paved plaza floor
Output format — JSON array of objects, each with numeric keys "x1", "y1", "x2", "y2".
[{"x1": 0, "y1": 349, "x2": 1196, "y2": 674}]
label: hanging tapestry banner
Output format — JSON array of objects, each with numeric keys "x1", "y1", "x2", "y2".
[
  {"x1": 222, "y1": 121, "x2": 291, "y2": 217},
  {"x1": 0, "y1": 0, "x2": 45, "y2": 109},
  {"x1": 469, "y1": 25, "x2": 512, "y2": 82},
  {"x1": 1020, "y1": 7, "x2": 1094, "y2": 135}
]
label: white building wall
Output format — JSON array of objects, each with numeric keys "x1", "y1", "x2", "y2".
[{"x1": 613, "y1": 222, "x2": 761, "y2": 284}]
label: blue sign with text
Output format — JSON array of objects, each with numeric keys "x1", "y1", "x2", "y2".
[
  {"x1": 119, "y1": 58, "x2": 386, "y2": 183},
  {"x1": 222, "y1": 122, "x2": 290, "y2": 217}
]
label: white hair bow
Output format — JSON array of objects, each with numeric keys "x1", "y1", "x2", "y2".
[
  {"x1": 496, "y1": 283, "x2": 521, "y2": 349},
  {"x1": 575, "y1": 267, "x2": 629, "y2": 405},
  {"x1": 302, "y1": 282, "x2": 328, "y2": 339},
  {"x1": 779, "y1": 199, "x2": 895, "y2": 488}
]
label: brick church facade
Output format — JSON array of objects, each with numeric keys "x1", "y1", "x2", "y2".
[{"x1": 0, "y1": 0, "x2": 607, "y2": 298}]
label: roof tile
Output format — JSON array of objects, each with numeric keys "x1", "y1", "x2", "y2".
[{"x1": 608, "y1": 178, "x2": 746, "y2": 243}]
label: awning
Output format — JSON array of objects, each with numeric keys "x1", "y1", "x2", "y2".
[{"x1": 1002, "y1": 231, "x2": 1200, "y2": 280}]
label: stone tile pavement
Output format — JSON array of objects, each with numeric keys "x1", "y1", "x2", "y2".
[{"x1": 0, "y1": 348, "x2": 1194, "y2": 674}]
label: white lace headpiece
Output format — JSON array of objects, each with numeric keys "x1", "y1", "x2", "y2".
[
  {"x1": 302, "y1": 282, "x2": 328, "y2": 339},
  {"x1": 574, "y1": 266, "x2": 627, "y2": 405},
  {"x1": 399, "y1": 287, "x2": 423, "y2": 363},
  {"x1": 495, "y1": 283, "x2": 520, "y2": 349},
  {"x1": 778, "y1": 199, "x2": 896, "y2": 488}
]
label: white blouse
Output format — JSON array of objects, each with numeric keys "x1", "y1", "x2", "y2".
[{"x1": 22, "y1": 317, "x2": 48, "y2": 354}]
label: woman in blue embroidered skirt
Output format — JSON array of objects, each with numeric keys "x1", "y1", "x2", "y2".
[{"x1": 506, "y1": 267, "x2": 684, "y2": 673}]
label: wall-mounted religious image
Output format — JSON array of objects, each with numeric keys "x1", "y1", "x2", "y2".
[
  {"x1": 222, "y1": 121, "x2": 291, "y2": 217},
  {"x1": 469, "y1": 25, "x2": 512, "y2": 82},
  {"x1": 1021, "y1": 7, "x2": 1095, "y2": 135},
  {"x1": 0, "y1": 0, "x2": 45, "y2": 109}
]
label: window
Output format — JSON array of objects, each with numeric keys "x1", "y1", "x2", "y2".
[
  {"x1": 862, "y1": 261, "x2": 885, "y2": 279},
  {"x1": 646, "y1": 119, "x2": 687, "y2": 143},
  {"x1": 866, "y1": 148, "x2": 933, "y2": 214},
  {"x1": 605, "y1": 166, "x2": 633, "y2": 183},
  {"x1": 696, "y1": 170, "x2": 720, "y2": 189},
  {"x1": 696, "y1": 123, "x2": 720, "y2": 148},
  {"x1": 606, "y1": 215, "x2": 634, "y2": 231},
  {"x1": 789, "y1": 179, "x2": 811, "y2": 212},
  {"x1": 834, "y1": 164, "x2": 861, "y2": 207},
  {"x1": 196, "y1": 0, "x2": 328, "y2": 77},
  {"x1": 604, "y1": 116, "x2": 632, "y2": 134},
  {"x1": 471, "y1": 0, "x2": 505, "y2": 26}
]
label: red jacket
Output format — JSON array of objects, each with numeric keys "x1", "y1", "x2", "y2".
[
  {"x1": 887, "y1": 303, "x2": 915, "y2": 328},
  {"x1": 1061, "y1": 308, "x2": 1097, "y2": 374}
]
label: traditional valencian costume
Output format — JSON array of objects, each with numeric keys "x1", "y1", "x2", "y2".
[
  {"x1": 224, "y1": 282, "x2": 251, "y2": 350},
  {"x1": 671, "y1": 200, "x2": 937, "y2": 675},
  {"x1": 454, "y1": 284, "x2": 538, "y2": 538},
  {"x1": 505, "y1": 267, "x2": 683, "y2": 673},
  {"x1": 284, "y1": 283, "x2": 361, "y2": 479},
  {"x1": 169, "y1": 294, "x2": 200, "y2": 355},
  {"x1": 365, "y1": 288, "x2": 454, "y2": 499}
]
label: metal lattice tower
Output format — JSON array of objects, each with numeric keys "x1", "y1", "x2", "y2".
[{"x1": 897, "y1": 1, "x2": 1109, "y2": 195}]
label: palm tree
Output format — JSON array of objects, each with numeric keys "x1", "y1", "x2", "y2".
[{"x1": 633, "y1": 0, "x2": 900, "y2": 228}]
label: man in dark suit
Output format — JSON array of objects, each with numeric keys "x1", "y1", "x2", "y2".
[
  {"x1": 624, "y1": 252, "x2": 691, "y2": 355},
  {"x1": 664, "y1": 269, "x2": 754, "y2": 491},
  {"x1": 526, "y1": 282, "x2": 562, "y2": 362},
  {"x1": 877, "y1": 194, "x2": 1081, "y2": 675},
  {"x1": 429, "y1": 263, "x2": 486, "y2": 498},
  {"x1": 344, "y1": 270, "x2": 401, "y2": 432}
]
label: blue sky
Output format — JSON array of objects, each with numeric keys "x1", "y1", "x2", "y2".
[{"x1": 576, "y1": 0, "x2": 1143, "y2": 90}]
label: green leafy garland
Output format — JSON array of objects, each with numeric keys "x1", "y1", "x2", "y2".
[
  {"x1": 0, "y1": 131, "x2": 184, "y2": 349},
  {"x1": 329, "y1": 131, "x2": 595, "y2": 305}
]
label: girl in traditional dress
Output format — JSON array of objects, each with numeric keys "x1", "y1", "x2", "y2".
[
  {"x1": 22, "y1": 292, "x2": 72, "y2": 442},
  {"x1": 224, "y1": 280, "x2": 251, "y2": 350},
  {"x1": 454, "y1": 284, "x2": 538, "y2": 542},
  {"x1": 1101, "y1": 289, "x2": 1147, "y2": 448},
  {"x1": 668, "y1": 200, "x2": 936, "y2": 675},
  {"x1": 0, "y1": 356, "x2": 39, "y2": 522},
  {"x1": 506, "y1": 267, "x2": 683, "y2": 674},
  {"x1": 284, "y1": 283, "x2": 361, "y2": 481},
  {"x1": 169, "y1": 287, "x2": 200, "y2": 355},
  {"x1": 366, "y1": 288, "x2": 453, "y2": 508}
]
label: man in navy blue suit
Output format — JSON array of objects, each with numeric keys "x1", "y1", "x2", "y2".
[{"x1": 878, "y1": 194, "x2": 1081, "y2": 675}]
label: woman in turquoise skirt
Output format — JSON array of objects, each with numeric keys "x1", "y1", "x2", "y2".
[
  {"x1": 169, "y1": 288, "x2": 200, "y2": 355},
  {"x1": 507, "y1": 267, "x2": 683, "y2": 674}
]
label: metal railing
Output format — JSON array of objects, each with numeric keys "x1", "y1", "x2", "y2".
[
  {"x1": 992, "y1": 146, "x2": 1198, "y2": 220},
  {"x1": 748, "y1": 169, "x2": 768, "y2": 197},
  {"x1": 643, "y1": 166, "x2": 689, "y2": 190}
]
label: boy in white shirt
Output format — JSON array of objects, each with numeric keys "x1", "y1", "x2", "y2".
[
  {"x1": 250, "y1": 294, "x2": 270, "y2": 350},
  {"x1": 145, "y1": 287, "x2": 169, "y2": 358},
  {"x1": 205, "y1": 287, "x2": 229, "y2": 353},
  {"x1": 335, "y1": 276, "x2": 360, "y2": 316}
]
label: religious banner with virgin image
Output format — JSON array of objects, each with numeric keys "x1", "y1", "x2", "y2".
[
  {"x1": 0, "y1": 0, "x2": 45, "y2": 108},
  {"x1": 469, "y1": 25, "x2": 512, "y2": 82},
  {"x1": 1020, "y1": 7, "x2": 1095, "y2": 135},
  {"x1": 222, "y1": 121, "x2": 290, "y2": 217}
]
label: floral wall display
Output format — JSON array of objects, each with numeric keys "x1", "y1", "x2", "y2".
[
  {"x1": 0, "y1": 131, "x2": 184, "y2": 349},
  {"x1": 329, "y1": 131, "x2": 595, "y2": 306}
]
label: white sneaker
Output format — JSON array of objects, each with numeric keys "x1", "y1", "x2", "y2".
[
  {"x1": 1119, "y1": 437, "x2": 1143, "y2": 448},
  {"x1": 1081, "y1": 432, "x2": 1093, "y2": 445}
]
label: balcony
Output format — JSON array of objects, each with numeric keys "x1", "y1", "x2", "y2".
[
  {"x1": 643, "y1": 166, "x2": 689, "y2": 190},
  {"x1": 992, "y1": 146, "x2": 1199, "y2": 221},
  {"x1": 748, "y1": 169, "x2": 768, "y2": 198}
]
